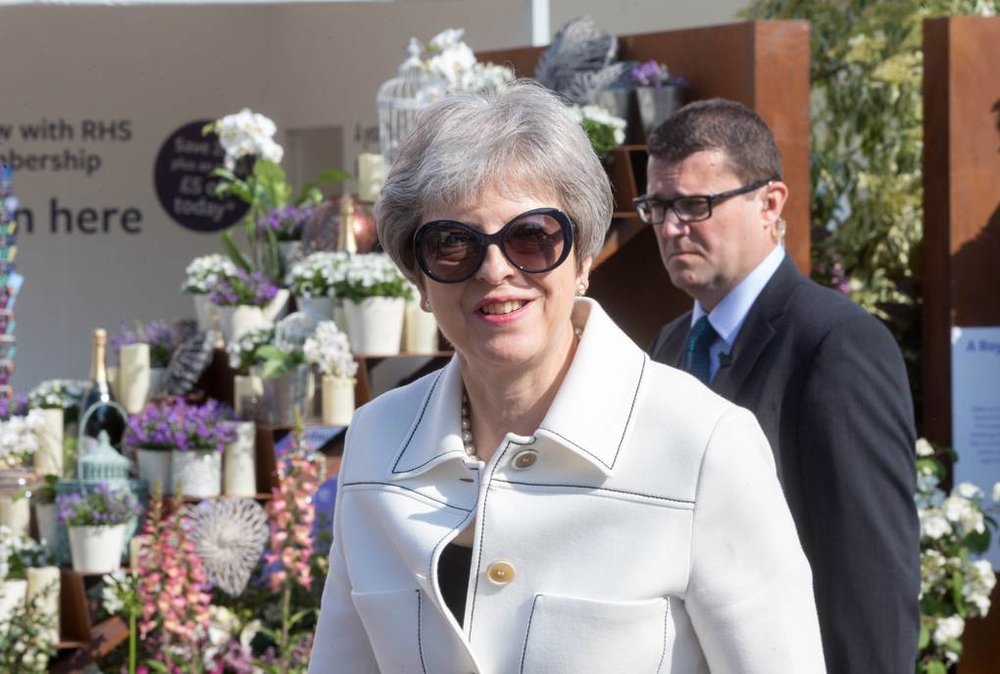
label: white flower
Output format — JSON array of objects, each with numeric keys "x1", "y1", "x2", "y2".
[
  {"x1": 932, "y1": 615, "x2": 965, "y2": 645},
  {"x1": 183, "y1": 254, "x2": 238, "y2": 294},
  {"x1": 920, "y1": 510, "x2": 952, "y2": 539},
  {"x1": 213, "y1": 109, "x2": 284, "y2": 170},
  {"x1": 956, "y1": 482, "x2": 984, "y2": 500},
  {"x1": 915, "y1": 437, "x2": 935, "y2": 456},
  {"x1": 304, "y1": 321, "x2": 358, "y2": 378},
  {"x1": 0, "y1": 408, "x2": 47, "y2": 469},
  {"x1": 287, "y1": 251, "x2": 351, "y2": 298},
  {"x1": 942, "y1": 494, "x2": 973, "y2": 524}
]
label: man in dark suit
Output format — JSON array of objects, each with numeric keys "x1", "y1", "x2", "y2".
[{"x1": 643, "y1": 99, "x2": 919, "y2": 674}]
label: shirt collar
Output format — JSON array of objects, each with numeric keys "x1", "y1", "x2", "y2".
[
  {"x1": 388, "y1": 298, "x2": 647, "y2": 480},
  {"x1": 692, "y1": 244, "x2": 785, "y2": 348}
]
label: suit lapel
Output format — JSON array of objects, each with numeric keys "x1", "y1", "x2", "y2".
[
  {"x1": 711, "y1": 254, "x2": 802, "y2": 399},
  {"x1": 650, "y1": 311, "x2": 692, "y2": 368}
]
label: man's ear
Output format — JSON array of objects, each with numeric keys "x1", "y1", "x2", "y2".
[{"x1": 762, "y1": 180, "x2": 790, "y2": 230}]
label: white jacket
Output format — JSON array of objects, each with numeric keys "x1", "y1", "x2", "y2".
[{"x1": 309, "y1": 299, "x2": 825, "y2": 673}]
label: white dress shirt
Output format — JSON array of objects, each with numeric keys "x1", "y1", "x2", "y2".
[{"x1": 692, "y1": 244, "x2": 786, "y2": 381}]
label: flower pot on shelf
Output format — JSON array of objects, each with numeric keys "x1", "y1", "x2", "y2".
[
  {"x1": 193, "y1": 293, "x2": 216, "y2": 332},
  {"x1": 33, "y1": 501, "x2": 58, "y2": 557},
  {"x1": 26, "y1": 566, "x2": 60, "y2": 645},
  {"x1": 322, "y1": 375, "x2": 356, "y2": 426},
  {"x1": 136, "y1": 448, "x2": 172, "y2": 495},
  {"x1": 148, "y1": 367, "x2": 167, "y2": 401},
  {"x1": 404, "y1": 301, "x2": 440, "y2": 353},
  {"x1": 278, "y1": 241, "x2": 304, "y2": 275},
  {"x1": 34, "y1": 407, "x2": 64, "y2": 478},
  {"x1": 263, "y1": 288, "x2": 291, "y2": 323},
  {"x1": 343, "y1": 296, "x2": 406, "y2": 355},
  {"x1": 636, "y1": 84, "x2": 687, "y2": 141},
  {"x1": 68, "y1": 524, "x2": 126, "y2": 574},
  {"x1": 0, "y1": 494, "x2": 30, "y2": 537},
  {"x1": 118, "y1": 342, "x2": 150, "y2": 415},
  {"x1": 298, "y1": 295, "x2": 336, "y2": 323},
  {"x1": 254, "y1": 364, "x2": 310, "y2": 426},
  {"x1": 171, "y1": 449, "x2": 222, "y2": 499},
  {"x1": 217, "y1": 305, "x2": 268, "y2": 345},
  {"x1": 223, "y1": 421, "x2": 257, "y2": 497},
  {"x1": 595, "y1": 89, "x2": 643, "y2": 145}
]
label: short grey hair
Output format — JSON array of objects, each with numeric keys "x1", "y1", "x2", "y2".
[{"x1": 376, "y1": 80, "x2": 613, "y2": 283}]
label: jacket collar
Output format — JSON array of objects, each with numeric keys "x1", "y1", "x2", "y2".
[{"x1": 387, "y1": 299, "x2": 648, "y2": 480}]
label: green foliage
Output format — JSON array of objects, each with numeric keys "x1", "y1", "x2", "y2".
[{"x1": 742, "y1": 0, "x2": 999, "y2": 417}]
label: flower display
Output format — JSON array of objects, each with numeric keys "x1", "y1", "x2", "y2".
[
  {"x1": 915, "y1": 437, "x2": 1000, "y2": 672},
  {"x1": 56, "y1": 482, "x2": 140, "y2": 527},
  {"x1": 135, "y1": 488, "x2": 212, "y2": 665},
  {"x1": 407, "y1": 28, "x2": 515, "y2": 99},
  {"x1": 125, "y1": 398, "x2": 237, "y2": 454},
  {"x1": 111, "y1": 320, "x2": 178, "y2": 368},
  {"x1": 208, "y1": 109, "x2": 284, "y2": 171},
  {"x1": 331, "y1": 253, "x2": 413, "y2": 304},
  {"x1": 182, "y1": 254, "x2": 238, "y2": 295},
  {"x1": 0, "y1": 524, "x2": 49, "y2": 580},
  {"x1": 303, "y1": 321, "x2": 358, "y2": 380},
  {"x1": 206, "y1": 268, "x2": 279, "y2": 308},
  {"x1": 0, "y1": 582, "x2": 57, "y2": 672},
  {"x1": 286, "y1": 251, "x2": 350, "y2": 299},
  {"x1": 27, "y1": 379, "x2": 86, "y2": 419},
  {"x1": 258, "y1": 204, "x2": 316, "y2": 243},
  {"x1": 629, "y1": 59, "x2": 687, "y2": 88},
  {"x1": 569, "y1": 104, "x2": 627, "y2": 158},
  {"x1": 226, "y1": 324, "x2": 276, "y2": 374},
  {"x1": 0, "y1": 407, "x2": 45, "y2": 469}
]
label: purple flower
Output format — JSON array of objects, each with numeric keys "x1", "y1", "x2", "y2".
[
  {"x1": 0, "y1": 392, "x2": 28, "y2": 421},
  {"x1": 257, "y1": 204, "x2": 315, "y2": 242},
  {"x1": 112, "y1": 320, "x2": 178, "y2": 367},
  {"x1": 630, "y1": 60, "x2": 687, "y2": 88},
  {"x1": 125, "y1": 398, "x2": 237, "y2": 453},
  {"x1": 57, "y1": 482, "x2": 140, "y2": 526},
  {"x1": 205, "y1": 269, "x2": 278, "y2": 308}
]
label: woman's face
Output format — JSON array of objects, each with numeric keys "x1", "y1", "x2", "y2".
[{"x1": 418, "y1": 189, "x2": 591, "y2": 377}]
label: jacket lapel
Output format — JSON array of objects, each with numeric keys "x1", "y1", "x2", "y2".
[{"x1": 710, "y1": 254, "x2": 800, "y2": 399}]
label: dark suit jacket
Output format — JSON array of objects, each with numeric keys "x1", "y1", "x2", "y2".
[{"x1": 650, "y1": 254, "x2": 920, "y2": 674}]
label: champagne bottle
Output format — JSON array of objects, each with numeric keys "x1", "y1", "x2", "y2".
[{"x1": 80, "y1": 328, "x2": 127, "y2": 454}]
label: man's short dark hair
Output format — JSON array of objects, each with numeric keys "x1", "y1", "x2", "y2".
[{"x1": 646, "y1": 98, "x2": 782, "y2": 184}]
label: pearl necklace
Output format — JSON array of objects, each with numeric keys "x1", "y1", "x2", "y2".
[{"x1": 461, "y1": 391, "x2": 476, "y2": 456}]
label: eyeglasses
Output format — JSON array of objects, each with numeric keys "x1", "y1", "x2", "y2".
[
  {"x1": 633, "y1": 176, "x2": 779, "y2": 225},
  {"x1": 414, "y1": 207, "x2": 574, "y2": 284}
]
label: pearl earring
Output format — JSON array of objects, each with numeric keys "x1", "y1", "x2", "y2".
[
  {"x1": 422, "y1": 298, "x2": 432, "y2": 311},
  {"x1": 576, "y1": 280, "x2": 587, "y2": 296}
]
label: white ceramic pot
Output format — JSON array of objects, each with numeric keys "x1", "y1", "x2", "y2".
[
  {"x1": 136, "y1": 448, "x2": 173, "y2": 495},
  {"x1": 171, "y1": 449, "x2": 222, "y2": 498},
  {"x1": 263, "y1": 288, "x2": 292, "y2": 323},
  {"x1": 193, "y1": 293, "x2": 215, "y2": 332},
  {"x1": 0, "y1": 494, "x2": 30, "y2": 537},
  {"x1": 223, "y1": 421, "x2": 257, "y2": 497},
  {"x1": 322, "y1": 375, "x2": 356, "y2": 426},
  {"x1": 217, "y1": 304, "x2": 269, "y2": 345},
  {"x1": 404, "y1": 301, "x2": 440, "y2": 353},
  {"x1": 68, "y1": 524, "x2": 126, "y2": 574},
  {"x1": 0, "y1": 579, "x2": 27, "y2": 624},
  {"x1": 34, "y1": 407, "x2": 64, "y2": 477},
  {"x1": 118, "y1": 342, "x2": 151, "y2": 415},
  {"x1": 298, "y1": 295, "x2": 336, "y2": 323},
  {"x1": 343, "y1": 296, "x2": 406, "y2": 355},
  {"x1": 26, "y1": 566, "x2": 60, "y2": 645}
]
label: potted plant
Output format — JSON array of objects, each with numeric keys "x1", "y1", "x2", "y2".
[
  {"x1": 332, "y1": 253, "x2": 413, "y2": 356},
  {"x1": 226, "y1": 324, "x2": 274, "y2": 418},
  {"x1": 205, "y1": 268, "x2": 278, "y2": 345},
  {"x1": 0, "y1": 409, "x2": 46, "y2": 537},
  {"x1": 112, "y1": 320, "x2": 178, "y2": 410},
  {"x1": 287, "y1": 251, "x2": 350, "y2": 324},
  {"x1": 27, "y1": 380, "x2": 86, "y2": 479},
  {"x1": 251, "y1": 325, "x2": 310, "y2": 427},
  {"x1": 169, "y1": 399, "x2": 237, "y2": 499},
  {"x1": 57, "y1": 482, "x2": 140, "y2": 574},
  {"x1": 0, "y1": 525, "x2": 55, "y2": 666},
  {"x1": 182, "y1": 254, "x2": 237, "y2": 332},
  {"x1": 569, "y1": 104, "x2": 627, "y2": 161},
  {"x1": 304, "y1": 321, "x2": 358, "y2": 426},
  {"x1": 629, "y1": 60, "x2": 689, "y2": 140}
]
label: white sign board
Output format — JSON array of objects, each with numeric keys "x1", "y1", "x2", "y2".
[{"x1": 951, "y1": 326, "x2": 1000, "y2": 567}]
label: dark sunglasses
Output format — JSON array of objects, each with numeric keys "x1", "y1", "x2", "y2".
[{"x1": 413, "y1": 207, "x2": 574, "y2": 284}]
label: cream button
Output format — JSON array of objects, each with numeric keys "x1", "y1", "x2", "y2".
[
  {"x1": 486, "y1": 560, "x2": 516, "y2": 585},
  {"x1": 511, "y1": 449, "x2": 538, "y2": 470}
]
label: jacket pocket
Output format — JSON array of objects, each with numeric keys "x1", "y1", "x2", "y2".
[
  {"x1": 352, "y1": 588, "x2": 427, "y2": 673},
  {"x1": 519, "y1": 594, "x2": 670, "y2": 673}
]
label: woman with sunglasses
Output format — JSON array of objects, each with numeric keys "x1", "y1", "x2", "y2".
[{"x1": 309, "y1": 82, "x2": 824, "y2": 673}]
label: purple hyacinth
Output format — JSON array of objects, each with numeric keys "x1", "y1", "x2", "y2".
[
  {"x1": 125, "y1": 397, "x2": 237, "y2": 454},
  {"x1": 257, "y1": 204, "x2": 315, "y2": 242}
]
